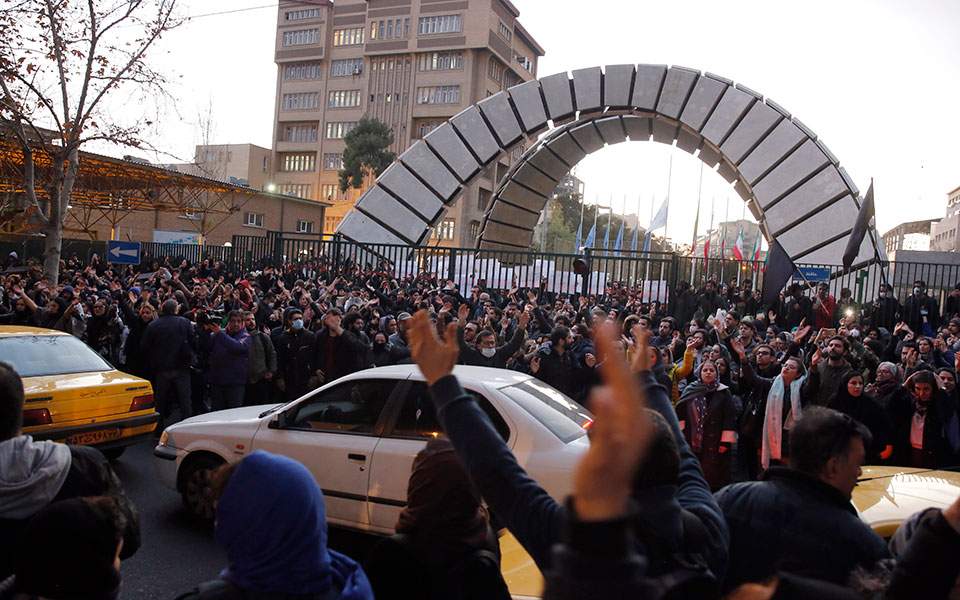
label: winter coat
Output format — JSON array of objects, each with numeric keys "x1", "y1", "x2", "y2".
[
  {"x1": 458, "y1": 327, "x2": 526, "y2": 370},
  {"x1": 534, "y1": 347, "x2": 579, "y2": 399},
  {"x1": 0, "y1": 437, "x2": 141, "y2": 580},
  {"x1": 314, "y1": 329, "x2": 371, "y2": 383},
  {"x1": 888, "y1": 392, "x2": 953, "y2": 468},
  {"x1": 802, "y1": 359, "x2": 853, "y2": 407},
  {"x1": 886, "y1": 508, "x2": 960, "y2": 599},
  {"x1": 208, "y1": 329, "x2": 250, "y2": 386},
  {"x1": 677, "y1": 383, "x2": 736, "y2": 490},
  {"x1": 714, "y1": 467, "x2": 889, "y2": 590},
  {"x1": 275, "y1": 329, "x2": 317, "y2": 402},
  {"x1": 247, "y1": 330, "x2": 278, "y2": 384},
  {"x1": 141, "y1": 313, "x2": 195, "y2": 373}
]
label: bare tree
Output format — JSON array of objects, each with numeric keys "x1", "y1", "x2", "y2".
[{"x1": 0, "y1": 0, "x2": 180, "y2": 282}]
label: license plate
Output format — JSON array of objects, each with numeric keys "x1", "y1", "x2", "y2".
[{"x1": 66, "y1": 428, "x2": 122, "y2": 445}]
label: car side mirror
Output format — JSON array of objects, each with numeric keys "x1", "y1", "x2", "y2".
[{"x1": 268, "y1": 412, "x2": 286, "y2": 429}]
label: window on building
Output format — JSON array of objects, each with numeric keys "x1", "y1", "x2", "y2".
[
  {"x1": 323, "y1": 153, "x2": 344, "y2": 170},
  {"x1": 470, "y1": 220, "x2": 481, "y2": 239},
  {"x1": 320, "y1": 183, "x2": 340, "y2": 201},
  {"x1": 296, "y1": 220, "x2": 315, "y2": 234},
  {"x1": 281, "y1": 92, "x2": 320, "y2": 111},
  {"x1": 325, "y1": 121, "x2": 358, "y2": 139},
  {"x1": 498, "y1": 21, "x2": 512, "y2": 42},
  {"x1": 282, "y1": 28, "x2": 320, "y2": 47},
  {"x1": 280, "y1": 153, "x2": 316, "y2": 172},
  {"x1": 415, "y1": 121, "x2": 442, "y2": 139},
  {"x1": 418, "y1": 14, "x2": 462, "y2": 35},
  {"x1": 516, "y1": 54, "x2": 533, "y2": 72},
  {"x1": 478, "y1": 189, "x2": 490, "y2": 211},
  {"x1": 330, "y1": 58, "x2": 364, "y2": 77},
  {"x1": 431, "y1": 218, "x2": 456, "y2": 241},
  {"x1": 416, "y1": 85, "x2": 460, "y2": 105},
  {"x1": 488, "y1": 57, "x2": 504, "y2": 84},
  {"x1": 285, "y1": 8, "x2": 322, "y2": 21},
  {"x1": 333, "y1": 27, "x2": 364, "y2": 46},
  {"x1": 370, "y1": 17, "x2": 410, "y2": 40},
  {"x1": 325, "y1": 216, "x2": 342, "y2": 232},
  {"x1": 278, "y1": 184, "x2": 311, "y2": 199},
  {"x1": 244, "y1": 212, "x2": 264, "y2": 227},
  {"x1": 417, "y1": 51, "x2": 463, "y2": 71},
  {"x1": 283, "y1": 62, "x2": 322, "y2": 80},
  {"x1": 327, "y1": 89, "x2": 361, "y2": 108},
  {"x1": 262, "y1": 156, "x2": 269, "y2": 172},
  {"x1": 280, "y1": 123, "x2": 318, "y2": 143}
]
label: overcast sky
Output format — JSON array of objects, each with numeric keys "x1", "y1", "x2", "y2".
[{"x1": 137, "y1": 0, "x2": 960, "y2": 241}]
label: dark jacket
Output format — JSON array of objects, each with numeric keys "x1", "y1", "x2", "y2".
[
  {"x1": 534, "y1": 346, "x2": 579, "y2": 399},
  {"x1": 888, "y1": 392, "x2": 952, "y2": 468},
  {"x1": 141, "y1": 313, "x2": 195, "y2": 373},
  {"x1": 427, "y1": 371, "x2": 729, "y2": 581},
  {"x1": 0, "y1": 441, "x2": 141, "y2": 580},
  {"x1": 714, "y1": 467, "x2": 889, "y2": 590},
  {"x1": 886, "y1": 508, "x2": 960, "y2": 599},
  {"x1": 903, "y1": 293, "x2": 940, "y2": 335},
  {"x1": 274, "y1": 329, "x2": 317, "y2": 402},
  {"x1": 802, "y1": 359, "x2": 853, "y2": 407},
  {"x1": 208, "y1": 329, "x2": 250, "y2": 386},
  {"x1": 314, "y1": 329, "x2": 371, "y2": 383},
  {"x1": 458, "y1": 326, "x2": 526, "y2": 370}
]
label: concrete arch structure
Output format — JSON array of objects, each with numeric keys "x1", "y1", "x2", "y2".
[{"x1": 337, "y1": 64, "x2": 883, "y2": 268}]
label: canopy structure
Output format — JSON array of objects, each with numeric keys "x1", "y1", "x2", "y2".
[{"x1": 0, "y1": 137, "x2": 280, "y2": 240}]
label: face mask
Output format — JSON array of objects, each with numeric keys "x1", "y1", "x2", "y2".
[
  {"x1": 481, "y1": 347, "x2": 497, "y2": 358},
  {"x1": 374, "y1": 342, "x2": 387, "y2": 350},
  {"x1": 914, "y1": 287, "x2": 922, "y2": 295},
  {"x1": 879, "y1": 291, "x2": 887, "y2": 298},
  {"x1": 292, "y1": 319, "x2": 304, "y2": 330}
]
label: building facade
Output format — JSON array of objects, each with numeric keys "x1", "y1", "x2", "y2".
[
  {"x1": 929, "y1": 185, "x2": 960, "y2": 252},
  {"x1": 271, "y1": 0, "x2": 544, "y2": 245},
  {"x1": 884, "y1": 219, "x2": 935, "y2": 254},
  {"x1": 166, "y1": 144, "x2": 274, "y2": 190}
]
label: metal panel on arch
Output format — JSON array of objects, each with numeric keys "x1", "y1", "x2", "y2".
[{"x1": 338, "y1": 64, "x2": 885, "y2": 270}]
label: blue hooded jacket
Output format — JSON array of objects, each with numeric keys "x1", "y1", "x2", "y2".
[{"x1": 214, "y1": 451, "x2": 373, "y2": 599}]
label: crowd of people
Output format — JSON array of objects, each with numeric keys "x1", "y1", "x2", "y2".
[{"x1": 3, "y1": 248, "x2": 960, "y2": 598}]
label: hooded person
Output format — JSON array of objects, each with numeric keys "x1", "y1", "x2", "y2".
[
  {"x1": 0, "y1": 362, "x2": 140, "y2": 580},
  {"x1": 676, "y1": 359, "x2": 737, "y2": 490},
  {"x1": 364, "y1": 438, "x2": 510, "y2": 600},
  {"x1": 11, "y1": 497, "x2": 126, "y2": 600},
  {"x1": 176, "y1": 451, "x2": 373, "y2": 600},
  {"x1": 829, "y1": 371, "x2": 893, "y2": 463}
]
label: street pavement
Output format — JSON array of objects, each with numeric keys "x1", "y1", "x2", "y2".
[{"x1": 112, "y1": 440, "x2": 379, "y2": 599}]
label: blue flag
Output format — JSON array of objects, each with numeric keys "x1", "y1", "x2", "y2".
[
  {"x1": 573, "y1": 220, "x2": 583, "y2": 252},
  {"x1": 613, "y1": 220, "x2": 624, "y2": 254},
  {"x1": 649, "y1": 198, "x2": 669, "y2": 232},
  {"x1": 602, "y1": 218, "x2": 611, "y2": 250},
  {"x1": 630, "y1": 226, "x2": 639, "y2": 252},
  {"x1": 583, "y1": 223, "x2": 596, "y2": 249}
]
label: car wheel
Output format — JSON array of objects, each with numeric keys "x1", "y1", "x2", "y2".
[
  {"x1": 101, "y1": 447, "x2": 125, "y2": 461},
  {"x1": 180, "y1": 455, "x2": 224, "y2": 522}
]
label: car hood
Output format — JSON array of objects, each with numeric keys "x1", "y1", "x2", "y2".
[
  {"x1": 854, "y1": 466, "x2": 960, "y2": 537},
  {"x1": 174, "y1": 405, "x2": 275, "y2": 427}
]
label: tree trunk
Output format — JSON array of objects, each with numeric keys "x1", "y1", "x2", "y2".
[
  {"x1": 42, "y1": 219, "x2": 63, "y2": 284},
  {"x1": 42, "y1": 147, "x2": 79, "y2": 284}
]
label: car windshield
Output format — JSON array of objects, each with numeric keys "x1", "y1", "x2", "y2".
[
  {"x1": 0, "y1": 335, "x2": 113, "y2": 377},
  {"x1": 499, "y1": 379, "x2": 592, "y2": 443}
]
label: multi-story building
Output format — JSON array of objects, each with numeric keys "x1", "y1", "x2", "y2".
[
  {"x1": 166, "y1": 144, "x2": 273, "y2": 190},
  {"x1": 271, "y1": 0, "x2": 545, "y2": 245},
  {"x1": 883, "y1": 219, "x2": 935, "y2": 254},
  {"x1": 696, "y1": 219, "x2": 763, "y2": 260},
  {"x1": 929, "y1": 185, "x2": 960, "y2": 252}
]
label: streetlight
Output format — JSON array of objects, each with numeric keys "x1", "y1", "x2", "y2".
[{"x1": 265, "y1": 183, "x2": 277, "y2": 193}]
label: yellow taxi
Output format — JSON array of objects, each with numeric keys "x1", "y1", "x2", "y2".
[{"x1": 0, "y1": 325, "x2": 158, "y2": 458}]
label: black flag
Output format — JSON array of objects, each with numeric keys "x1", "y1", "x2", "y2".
[
  {"x1": 761, "y1": 239, "x2": 795, "y2": 308},
  {"x1": 842, "y1": 180, "x2": 875, "y2": 269}
]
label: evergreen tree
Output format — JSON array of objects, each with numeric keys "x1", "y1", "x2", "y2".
[{"x1": 338, "y1": 118, "x2": 397, "y2": 192}]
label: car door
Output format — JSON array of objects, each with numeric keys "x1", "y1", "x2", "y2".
[
  {"x1": 251, "y1": 377, "x2": 401, "y2": 529},
  {"x1": 366, "y1": 380, "x2": 513, "y2": 532}
]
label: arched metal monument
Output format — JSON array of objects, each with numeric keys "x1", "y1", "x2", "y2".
[{"x1": 337, "y1": 64, "x2": 883, "y2": 268}]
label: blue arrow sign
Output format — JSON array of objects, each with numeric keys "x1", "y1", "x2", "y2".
[{"x1": 107, "y1": 241, "x2": 141, "y2": 265}]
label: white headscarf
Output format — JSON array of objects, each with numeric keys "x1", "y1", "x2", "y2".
[{"x1": 761, "y1": 367, "x2": 806, "y2": 469}]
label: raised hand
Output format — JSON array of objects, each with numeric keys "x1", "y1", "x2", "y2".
[
  {"x1": 729, "y1": 337, "x2": 746, "y2": 359},
  {"x1": 810, "y1": 348, "x2": 822, "y2": 369},
  {"x1": 573, "y1": 322, "x2": 651, "y2": 521},
  {"x1": 408, "y1": 310, "x2": 459, "y2": 386},
  {"x1": 518, "y1": 309, "x2": 530, "y2": 330},
  {"x1": 457, "y1": 302, "x2": 470, "y2": 323},
  {"x1": 629, "y1": 325, "x2": 652, "y2": 373}
]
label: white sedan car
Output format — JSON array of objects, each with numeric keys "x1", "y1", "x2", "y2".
[{"x1": 154, "y1": 365, "x2": 591, "y2": 533}]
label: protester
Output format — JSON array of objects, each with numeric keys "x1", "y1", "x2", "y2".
[
  {"x1": 676, "y1": 360, "x2": 737, "y2": 490},
  {"x1": 140, "y1": 299, "x2": 195, "y2": 427},
  {"x1": 243, "y1": 311, "x2": 277, "y2": 407},
  {"x1": 204, "y1": 310, "x2": 250, "y2": 411},
  {"x1": 274, "y1": 307, "x2": 316, "y2": 403},
  {"x1": 175, "y1": 451, "x2": 373, "y2": 600},
  {"x1": 829, "y1": 371, "x2": 893, "y2": 463}
]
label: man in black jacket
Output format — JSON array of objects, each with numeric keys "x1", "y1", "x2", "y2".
[
  {"x1": 0, "y1": 362, "x2": 141, "y2": 580},
  {"x1": 274, "y1": 308, "x2": 316, "y2": 403},
  {"x1": 715, "y1": 406, "x2": 889, "y2": 589},
  {"x1": 314, "y1": 310, "x2": 372, "y2": 383},
  {"x1": 141, "y1": 299, "x2": 195, "y2": 427},
  {"x1": 903, "y1": 280, "x2": 940, "y2": 336},
  {"x1": 456, "y1": 304, "x2": 529, "y2": 369}
]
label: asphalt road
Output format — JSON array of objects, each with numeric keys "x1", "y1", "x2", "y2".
[{"x1": 112, "y1": 440, "x2": 379, "y2": 599}]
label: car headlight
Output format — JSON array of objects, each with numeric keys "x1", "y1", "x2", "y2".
[{"x1": 158, "y1": 430, "x2": 171, "y2": 447}]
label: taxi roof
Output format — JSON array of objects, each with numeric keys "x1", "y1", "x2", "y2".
[{"x1": 0, "y1": 325, "x2": 70, "y2": 337}]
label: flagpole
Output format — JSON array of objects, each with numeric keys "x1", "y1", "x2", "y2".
[
  {"x1": 664, "y1": 152, "x2": 673, "y2": 252},
  {"x1": 575, "y1": 199, "x2": 585, "y2": 252}
]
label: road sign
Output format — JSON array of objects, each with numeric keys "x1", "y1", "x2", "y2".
[
  {"x1": 795, "y1": 266, "x2": 831, "y2": 282},
  {"x1": 107, "y1": 241, "x2": 141, "y2": 265}
]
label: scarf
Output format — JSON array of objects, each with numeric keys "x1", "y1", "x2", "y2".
[{"x1": 761, "y1": 374, "x2": 805, "y2": 469}]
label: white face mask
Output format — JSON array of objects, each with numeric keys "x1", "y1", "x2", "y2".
[{"x1": 480, "y1": 347, "x2": 496, "y2": 358}]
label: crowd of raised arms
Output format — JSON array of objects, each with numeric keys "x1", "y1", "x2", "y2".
[{"x1": 3, "y1": 248, "x2": 960, "y2": 599}]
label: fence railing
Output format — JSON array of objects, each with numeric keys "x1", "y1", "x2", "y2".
[{"x1": 5, "y1": 232, "x2": 960, "y2": 318}]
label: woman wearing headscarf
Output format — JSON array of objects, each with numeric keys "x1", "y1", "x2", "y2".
[
  {"x1": 10, "y1": 497, "x2": 126, "y2": 600},
  {"x1": 176, "y1": 451, "x2": 373, "y2": 600},
  {"x1": 731, "y1": 338, "x2": 808, "y2": 476},
  {"x1": 365, "y1": 438, "x2": 510, "y2": 600},
  {"x1": 869, "y1": 361, "x2": 905, "y2": 411},
  {"x1": 829, "y1": 371, "x2": 893, "y2": 463},
  {"x1": 676, "y1": 360, "x2": 737, "y2": 490}
]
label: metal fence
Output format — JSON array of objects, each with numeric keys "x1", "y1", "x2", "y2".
[{"x1": 5, "y1": 232, "x2": 960, "y2": 316}]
